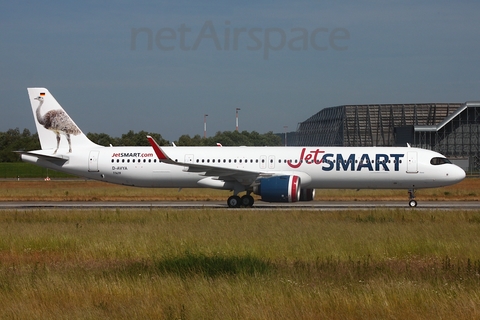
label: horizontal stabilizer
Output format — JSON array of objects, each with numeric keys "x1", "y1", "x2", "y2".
[{"x1": 16, "y1": 150, "x2": 69, "y2": 164}]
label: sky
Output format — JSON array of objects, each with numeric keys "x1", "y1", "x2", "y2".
[{"x1": 1, "y1": 1, "x2": 480, "y2": 142}]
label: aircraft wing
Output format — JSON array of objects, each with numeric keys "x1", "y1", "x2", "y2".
[{"x1": 147, "y1": 136, "x2": 273, "y2": 185}]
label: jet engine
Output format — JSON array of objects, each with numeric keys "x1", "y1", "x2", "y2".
[
  {"x1": 299, "y1": 188, "x2": 315, "y2": 201},
  {"x1": 253, "y1": 175, "x2": 301, "y2": 202}
]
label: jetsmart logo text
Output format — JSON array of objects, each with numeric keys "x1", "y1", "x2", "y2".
[
  {"x1": 112, "y1": 152, "x2": 154, "y2": 158},
  {"x1": 287, "y1": 148, "x2": 404, "y2": 171},
  {"x1": 131, "y1": 20, "x2": 350, "y2": 59}
]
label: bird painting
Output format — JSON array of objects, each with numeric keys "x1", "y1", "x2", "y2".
[{"x1": 34, "y1": 95, "x2": 81, "y2": 154}]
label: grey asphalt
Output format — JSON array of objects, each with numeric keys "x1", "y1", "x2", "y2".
[{"x1": 0, "y1": 201, "x2": 477, "y2": 210}]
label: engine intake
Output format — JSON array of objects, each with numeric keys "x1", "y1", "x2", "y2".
[{"x1": 253, "y1": 175, "x2": 301, "y2": 202}]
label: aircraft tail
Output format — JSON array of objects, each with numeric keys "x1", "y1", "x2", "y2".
[{"x1": 27, "y1": 88, "x2": 98, "y2": 153}]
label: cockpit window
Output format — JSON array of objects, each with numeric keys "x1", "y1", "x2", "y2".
[{"x1": 430, "y1": 157, "x2": 452, "y2": 165}]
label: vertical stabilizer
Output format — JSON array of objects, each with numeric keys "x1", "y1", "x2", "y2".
[{"x1": 27, "y1": 88, "x2": 98, "y2": 153}]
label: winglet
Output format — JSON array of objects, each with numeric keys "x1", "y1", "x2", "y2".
[{"x1": 147, "y1": 135, "x2": 172, "y2": 162}]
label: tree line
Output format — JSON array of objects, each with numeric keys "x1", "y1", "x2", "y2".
[{"x1": 0, "y1": 128, "x2": 281, "y2": 162}]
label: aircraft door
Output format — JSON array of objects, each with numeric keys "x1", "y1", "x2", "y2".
[
  {"x1": 184, "y1": 154, "x2": 194, "y2": 163},
  {"x1": 268, "y1": 155, "x2": 276, "y2": 169},
  {"x1": 183, "y1": 154, "x2": 194, "y2": 171},
  {"x1": 406, "y1": 151, "x2": 418, "y2": 173},
  {"x1": 88, "y1": 150, "x2": 100, "y2": 172},
  {"x1": 260, "y1": 156, "x2": 267, "y2": 169},
  {"x1": 236, "y1": 157, "x2": 245, "y2": 169}
]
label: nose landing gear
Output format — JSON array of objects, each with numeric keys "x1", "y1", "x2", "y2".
[{"x1": 408, "y1": 189, "x2": 417, "y2": 207}]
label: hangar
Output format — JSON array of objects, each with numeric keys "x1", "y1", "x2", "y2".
[{"x1": 293, "y1": 102, "x2": 480, "y2": 172}]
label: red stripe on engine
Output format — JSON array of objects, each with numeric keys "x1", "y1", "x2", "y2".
[{"x1": 291, "y1": 175, "x2": 299, "y2": 202}]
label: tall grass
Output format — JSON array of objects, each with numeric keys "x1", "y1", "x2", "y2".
[{"x1": 0, "y1": 208, "x2": 479, "y2": 319}]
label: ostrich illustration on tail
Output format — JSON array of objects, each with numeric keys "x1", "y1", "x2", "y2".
[{"x1": 34, "y1": 92, "x2": 81, "y2": 154}]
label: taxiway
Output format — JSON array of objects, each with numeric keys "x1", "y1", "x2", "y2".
[{"x1": 0, "y1": 201, "x2": 477, "y2": 210}]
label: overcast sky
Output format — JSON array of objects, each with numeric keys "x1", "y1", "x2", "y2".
[{"x1": 2, "y1": 1, "x2": 480, "y2": 142}]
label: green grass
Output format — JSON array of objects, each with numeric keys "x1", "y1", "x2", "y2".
[
  {"x1": 0, "y1": 162, "x2": 75, "y2": 179},
  {"x1": 0, "y1": 208, "x2": 480, "y2": 319}
]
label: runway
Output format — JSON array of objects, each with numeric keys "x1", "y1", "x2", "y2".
[{"x1": 0, "y1": 201, "x2": 478, "y2": 210}]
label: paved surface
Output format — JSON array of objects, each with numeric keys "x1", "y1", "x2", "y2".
[{"x1": 0, "y1": 201, "x2": 478, "y2": 210}]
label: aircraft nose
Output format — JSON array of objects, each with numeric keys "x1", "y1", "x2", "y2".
[{"x1": 448, "y1": 165, "x2": 466, "y2": 184}]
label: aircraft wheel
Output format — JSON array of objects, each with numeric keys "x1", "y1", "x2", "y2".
[
  {"x1": 227, "y1": 195, "x2": 241, "y2": 208},
  {"x1": 241, "y1": 195, "x2": 255, "y2": 208},
  {"x1": 409, "y1": 200, "x2": 417, "y2": 207}
]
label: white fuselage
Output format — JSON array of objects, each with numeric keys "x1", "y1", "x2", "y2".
[{"x1": 22, "y1": 145, "x2": 466, "y2": 190}]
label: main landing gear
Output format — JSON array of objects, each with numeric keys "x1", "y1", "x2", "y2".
[
  {"x1": 227, "y1": 193, "x2": 255, "y2": 208},
  {"x1": 408, "y1": 189, "x2": 417, "y2": 207}
]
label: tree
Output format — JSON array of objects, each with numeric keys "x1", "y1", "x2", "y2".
[
  {"x1": 175, "y1": 131, "x2": 282, "y2": 146},
  {"x1": 87, "y1": 132, "x2": 115, "y2": 146},
  {"x1": 117, "y1": 130, "x2": 169, "y2": 146},
  {"x1": 176, "y1": 134, "x2": 203, "y2": 146},
  {"x1": 0, "y1": 128, "x2": 281, "y2": 162},
  {"x1": 0, "y1": 128, "x2": 40, "y2": 162}
]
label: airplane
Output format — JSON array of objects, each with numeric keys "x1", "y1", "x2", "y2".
[{"x1": 19, "y1": 87, "x2": 466, "y2": 208}]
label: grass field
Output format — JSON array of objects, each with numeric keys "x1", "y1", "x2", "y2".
[
  {"x1": 0, "y1": 208, "x2": 480, "y2": 319},
  {"x1": 0, "y1": 163, "x2": 74, "y2": 179},
  {"x1": 0, "y1": 176, "x2": 478, "y2": 202},
  {"x1": 0, "y1": 177, "x2": 479, "y2": 318}
]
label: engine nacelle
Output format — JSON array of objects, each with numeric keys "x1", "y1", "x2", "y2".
[
  {"x1": 253, "y1": 175, "x2": 301, "y2": 203},
  {"x1": 299, "y1": 188, "x2": 315, "y2": 201}
]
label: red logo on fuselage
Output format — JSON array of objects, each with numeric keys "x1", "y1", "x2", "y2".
[{"x1": 287, "y1": 148, "x2": 324, "y2": 168}]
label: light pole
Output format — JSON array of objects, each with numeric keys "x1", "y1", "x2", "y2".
[
  {"x1": 204, "y1": 114, "x2": 208, "y2": 138},
  {"x1": 235, "y1": 108, "x2": 241, "y2": 131},
  {"x1": 283, "y1": 126, "x2": 288, "y2": 146}
]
